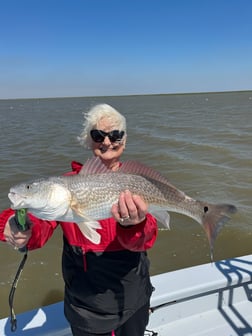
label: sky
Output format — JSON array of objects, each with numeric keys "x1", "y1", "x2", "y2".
[{"x1": 1, "y1": 0, "x2": 252, "y2": 99}]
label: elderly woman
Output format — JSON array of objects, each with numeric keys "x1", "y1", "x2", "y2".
[{"x1": 0, "y1": 104, "x2": 158, "y2": 336}]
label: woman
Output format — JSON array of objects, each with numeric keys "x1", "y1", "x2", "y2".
[{"x1": 0, "y1": 104, "x2": 158, "y2": 336}]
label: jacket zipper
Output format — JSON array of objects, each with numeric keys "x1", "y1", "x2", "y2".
[{"x1": 81, "y1": 247, "x2": 87, "y2": 272}]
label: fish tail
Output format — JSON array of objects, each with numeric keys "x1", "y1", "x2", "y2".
[{"x1": 200, "y1": 202, "x2": 237, "y2": 260}]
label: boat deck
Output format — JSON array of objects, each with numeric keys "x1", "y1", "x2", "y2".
[
  {"x1": 0, "y1": 254, "x2": 252, "y2": 336},
  {"x1": 148, "y1": 254, "x2": 252, "y2": 335}
]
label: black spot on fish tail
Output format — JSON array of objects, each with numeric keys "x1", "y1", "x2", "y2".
[
  {"x1": 204, "y1": 206, "x2": 209, "y2": 213},
  {"x1": 201, "y1": 203, "x2": 237, "y2": 261}
]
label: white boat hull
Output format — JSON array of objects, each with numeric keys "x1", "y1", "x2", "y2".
[{"x1": 1, "y1": 254, "x2": 252, "y2": 335}]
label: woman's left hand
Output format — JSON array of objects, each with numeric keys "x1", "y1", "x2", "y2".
[{"x1": 111, "y1": 190, "x2": 148, "y2": 226}]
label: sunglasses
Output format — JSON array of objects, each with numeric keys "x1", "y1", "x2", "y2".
[{"x1": 90, "y1": 129, "x2": 125, "y2": 143}]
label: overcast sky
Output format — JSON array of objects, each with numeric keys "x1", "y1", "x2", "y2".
[{"x1": 1, "y1": 0, "x2": 252, "y2": 99}]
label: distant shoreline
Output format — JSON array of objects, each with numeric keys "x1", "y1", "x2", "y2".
[{"x1": 1, "y1": 89, "x2": 252, "y2": 101}]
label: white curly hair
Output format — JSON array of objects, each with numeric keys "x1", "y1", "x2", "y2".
[{"x1": 78, "y1": 104, "x2": 127, "y2": 149}]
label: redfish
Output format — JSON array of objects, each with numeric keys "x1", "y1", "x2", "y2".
[{"x1": 8, "y1": 157, "x2": 237, "y2": 256}]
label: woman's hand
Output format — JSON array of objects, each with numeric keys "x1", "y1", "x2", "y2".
[
  {"x1": 111, "y1": 190, "x2": 148, "y2": 226},
  {"x1": 4, "y1": 216, "x2": 32, "y2": 249}
]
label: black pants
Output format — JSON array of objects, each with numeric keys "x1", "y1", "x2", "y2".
[{"x1": 70, "y1": 302, "x2": 149, "y2": 336}]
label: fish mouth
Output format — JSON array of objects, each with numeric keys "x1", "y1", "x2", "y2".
[{"x1": 8, "y1": 192, "x2": 26, "y2": 209}]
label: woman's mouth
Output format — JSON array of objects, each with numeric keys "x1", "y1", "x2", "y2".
[{"x1": 99, "y1": 145, "x2": 118, "y2": 153}]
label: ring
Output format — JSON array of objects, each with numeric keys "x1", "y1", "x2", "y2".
[
  {"x1": 119, "y1": 216, "x2": 130, "y2": 224},
  {"x1": 14, "y1": 246, "x2": 18, "y2": 250}
]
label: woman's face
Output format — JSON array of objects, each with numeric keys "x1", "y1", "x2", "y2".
[{"x1": 91, "y1": 117, "x2": 126, "y2": 168}]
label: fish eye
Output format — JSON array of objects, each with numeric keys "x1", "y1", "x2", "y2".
[{"x1": 26, "y1": 184, "x2": 31, "y2": 190}]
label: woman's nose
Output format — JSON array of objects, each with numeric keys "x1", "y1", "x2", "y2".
[{"x1": 103, "y1": 135, "x2": 111, "y2": 145}]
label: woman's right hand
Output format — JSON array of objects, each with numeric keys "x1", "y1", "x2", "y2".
[{"x1": 4, "y1": 216, "x2": 32, "y2": 249}]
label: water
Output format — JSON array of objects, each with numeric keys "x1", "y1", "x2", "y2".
[{"x1": 0, "y1": 92, "x2": 251, "y2": 318}]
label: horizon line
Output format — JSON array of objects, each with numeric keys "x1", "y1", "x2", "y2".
[{"x1": 1, "y1": 89, "x2": 252, "y2": 101}]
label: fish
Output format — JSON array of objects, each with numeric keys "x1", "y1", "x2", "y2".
[{"x1": 8, "y1": 157, "x2": 237, "y2": 256}]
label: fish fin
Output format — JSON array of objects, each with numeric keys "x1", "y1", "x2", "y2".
[
  {"x1": 70, "y1": 197, "x2": 101, "y2": 244},
  {"x1": 151, "y1": 210, "x2": 170, "y2": 230},
  {"x1": 77, "y1": 220, "x2": 101, "y2": 244},
  {"x1": 80, "y1": 157, "x2": 179, "y2": 191},
  {"x1": 201, "y1": 202, "x2": 237, "y2": 260},
  {"x1": 79, "y1": 156, "x2": 110, "y2": 176},
  {"x1": 119, "y1": 161, "x2": 185, "y2": 195}
]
